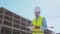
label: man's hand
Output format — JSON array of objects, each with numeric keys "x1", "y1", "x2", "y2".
[{"x1": 34, "y1": 26, "x2": 40, "y2": 29}]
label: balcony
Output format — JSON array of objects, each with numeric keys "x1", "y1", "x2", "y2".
[
  {"x1": 1, "y1": 27, "x2": 11, "y2": 34},
  {"x1": 3, "y1": 20, "x2": 12, "y2": 26},
  {"x1": 5, "y1": 10, "x2": 13, "y2": 17},
  {"x1": 13, "y1": 23, "x2": 20, "y2": 28}
]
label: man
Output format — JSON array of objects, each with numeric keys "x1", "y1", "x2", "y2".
[{"x1": 32, "y1": 7, "x2": 47, "y2": 34}]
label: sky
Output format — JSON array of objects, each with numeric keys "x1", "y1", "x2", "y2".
[{"x1": 0, "y1": 0, "x2": 60, "y2": 33}]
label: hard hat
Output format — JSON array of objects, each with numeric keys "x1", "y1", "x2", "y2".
[{"x1": 35, "y1": 7, "x2": 40, "y2": 12}]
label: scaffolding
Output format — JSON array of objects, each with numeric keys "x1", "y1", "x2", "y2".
[{"x1": 0, "y1": 7, "x2": 32, "y2": 34}]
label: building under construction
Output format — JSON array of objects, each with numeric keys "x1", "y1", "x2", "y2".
[
  {"x1": 44, "y1": 29, "x2": 54, "y2": 34},
  {"x1": 0, "y1": 7, "x2": 32, "y2": 34}
]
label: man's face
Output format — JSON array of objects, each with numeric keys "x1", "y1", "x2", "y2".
[{"x1": 35, "y1": 11, "x2": 40, "y2": 18}]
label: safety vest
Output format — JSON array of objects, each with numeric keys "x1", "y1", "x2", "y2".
[{"x1": 32, "y1": 16, "x2": 43, "y2": 26}]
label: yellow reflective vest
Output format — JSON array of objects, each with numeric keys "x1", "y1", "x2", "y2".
[
  {"x1": 32, "y1": 16, "x2": 43, "y2": 26},
  {"x1": 32, "y1": 16, "x2": 44, "y2": 34}
]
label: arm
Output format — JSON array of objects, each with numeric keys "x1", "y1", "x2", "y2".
[{"x1": 42, "y1": 17, "x2": 47, "y2": 30}]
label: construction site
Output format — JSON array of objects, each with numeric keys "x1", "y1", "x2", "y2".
[
  {"x1": 0, "y1": 7, "x2": 55, "y2": 34},
  {"x1": 0, "y1": 7, "x2": 32, "y2": 34}
]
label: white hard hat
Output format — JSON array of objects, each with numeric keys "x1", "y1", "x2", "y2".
[{"x1": 35, "y1": 7, "x2": 40, "y2": 12}]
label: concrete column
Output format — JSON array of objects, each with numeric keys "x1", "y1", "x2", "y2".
[
  {"x1": 19, "y1": 17, "x2": 21, "y2": 29},
  {"x1": 20, "y1": 33, "x2": 22, "y2": 34},
  {"x1": 11, "y1": 13, "x2": 14, "y2": 34},
  {"x1": 4, "y1": 29, "x2": 5, "y2": 34},
  {"x1": 2, "y1": 8, "x2": 5, "y2": 24},
  {"x1": 19, "y1": 17, "x2": 22, "y2": 34},
  {"x1": 26, "y1": 19, "x2": 27, "y2": 34},
  {"x1": 1, "y1": 8, "x2": 5, "y2": 34},
  {"x1": 11, "y1": 29, "x2": 13, "y2": 34},
  {"x1": 0, "y1": 24, "x2": 1, "y2": 34}
]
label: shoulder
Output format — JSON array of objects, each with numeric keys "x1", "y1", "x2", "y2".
[
  {"x1": 43, "y1": 17, "x2": 46, "y2": 19},
  {"x1": 40, "y1": 16, "x2": 45, "y2": 19},
  {"x1": 42, "y1": 17, "x2": 46, "y2": 21},
  {"x1": 40, "y1": 16, "x2": 46, "y2": 20}
]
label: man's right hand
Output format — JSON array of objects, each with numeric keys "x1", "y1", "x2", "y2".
[{"x1": 34, "y1": 26, "x2": 40, "y2": 29}]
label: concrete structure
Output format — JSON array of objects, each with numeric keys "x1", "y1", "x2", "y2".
[
  {"x1": 0, "y1": 7, "x2": 32, "y2": 34},
  {"x1": 44, "y1": 29, "x2": 54, "y2": 34},
  {"x1": 55, "y1": 33, "x2": 60, "y2": 34}
]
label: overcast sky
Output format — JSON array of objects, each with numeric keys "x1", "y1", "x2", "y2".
[{"x1": 0, "y1": 0, "x2": 60, "y2": 33}]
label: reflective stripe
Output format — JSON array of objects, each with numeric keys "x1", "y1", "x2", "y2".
[{"x1": 32, "y1": 28, "x2": 44, "y2": 34}]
